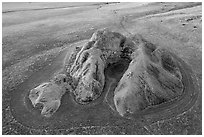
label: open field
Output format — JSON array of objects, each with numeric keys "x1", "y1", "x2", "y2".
[{"x1": 2, "y1": 2, "x2": 202, "y2": 135}]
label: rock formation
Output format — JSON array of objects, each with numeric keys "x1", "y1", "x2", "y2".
[
  {"x1": 113, "y1": 40, "x2": 183, "y2": 117},
  {"x1": 69, "y1": 29, "x2": 127, "y2": 104},
  {"x1": 29, "y1": 74, "x2": 71, "y2": 117},
  {"x1": 28, "y1": 29, "x2": 184, "y2": 118}
]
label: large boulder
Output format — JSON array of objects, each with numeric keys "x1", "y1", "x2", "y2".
[
  {"x1": 70, "y1": 48, "x2": 106, "y2": 103},
  {"x1": 29, "y1": 74, "x2": 71, "y2": 117},
  {"x1": 70, "y1": 29, "x2": 126, "y2": 104},
  {"x1": 113, "y1": 40, "x2": 184, "y2": 117}
]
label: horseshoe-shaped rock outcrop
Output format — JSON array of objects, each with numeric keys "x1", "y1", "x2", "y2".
[{"x1": 28, "y1": 29, "x2": 197, "y2": 119}]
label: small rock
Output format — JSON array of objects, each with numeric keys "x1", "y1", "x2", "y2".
[
  {"x1": 28, "y1": 74, "x2": 71, "y2": 117},
  {"x1": 186, "y1": 18, "x2": 193, "y2": 22}
]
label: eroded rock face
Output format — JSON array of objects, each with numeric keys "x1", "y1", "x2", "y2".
[
  {"x1": 29, "y1": 74, "x2": 71, "y2": 117},
  {"x1": 71, "y1": 48, "x2": 105, "y2": 103},
  {"x1": 70, "y1": 29, "x2": 126, "y2": 104},
  {"x1": 113, "y1": 40, "x2": 184, "y2": 117}
]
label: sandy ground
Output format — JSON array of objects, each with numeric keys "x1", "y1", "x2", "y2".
[{"x1": 2, "y1": 2, "x2": 202, "y2": 135}]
